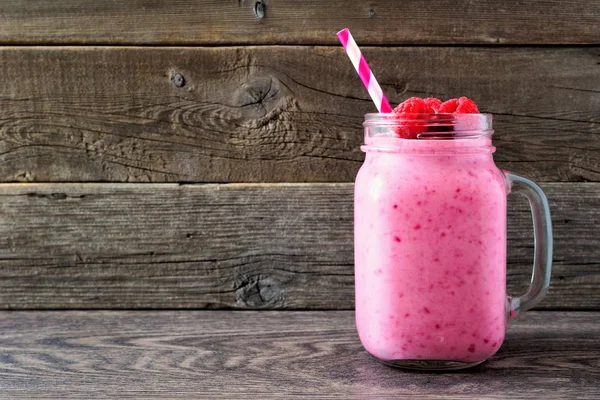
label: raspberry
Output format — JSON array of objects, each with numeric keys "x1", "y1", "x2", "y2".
[
  {"x1": 423, "y1": 97, "x2": 443, "y2": 113},
  {"x1": 456, "y1": 97, "x2": 479, "y2": 113},
  {"x1": 438, "y1": 97, "x2": 479, "y2": 114},
  {"x1": 392, "y1": 124, "x2": 420, "y2": 139},
  {"x1": 394, "y1": 97, "x2": 433, "y2": 114},
  {"x1": 391, "y1": 96, "x2": 478, "y2": 138},
  {"x1": 438, "y1": 98, "x2": 459, "y2": 113},
  {"x1": 392, "y1": 97, "x2": 438, "y2": 138}
]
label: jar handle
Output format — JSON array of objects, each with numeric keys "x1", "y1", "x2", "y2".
[{"x1": 504, "y1": 172, "x2": 553, "y2": 319}]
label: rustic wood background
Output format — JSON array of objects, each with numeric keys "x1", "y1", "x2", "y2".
[{"x1": 0, "y1": 1, "x2": 598, "y2": 310}]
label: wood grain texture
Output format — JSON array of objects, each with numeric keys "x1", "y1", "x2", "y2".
[
  {"x1": 0, "y1": 182, "x2": 597, "y2": 310},
  {"x1": 0, "y1": 46, "x2": 598, "y2": 183},
  {"x1": 0, "y1": 1, "x2": 598, "y2": 45},
  {"x1": 0, "y1": 311, "x2": 598, "y2": 399}
]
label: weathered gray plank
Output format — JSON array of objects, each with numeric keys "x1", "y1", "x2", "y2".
[
  {"x1": 0, "y1": 310, "x2": 598, "y2": 399},
  {"x1": 0, "y1": 1, "x2": 598, "y2": 45},
  {"x1": 0, "y1": 46, "x2": 598, "y2": 183},
  {"x1": 0, "y1": 182, "x2": 597, "y2": 310}
]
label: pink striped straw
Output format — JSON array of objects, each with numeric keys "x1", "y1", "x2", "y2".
[{"x1": 337, "y1": 28, "x2": 393, "y2": 113}]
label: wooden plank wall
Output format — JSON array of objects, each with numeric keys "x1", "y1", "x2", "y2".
[{"x1": 0, "y1": 1, "x2": 598, "y2": 310}]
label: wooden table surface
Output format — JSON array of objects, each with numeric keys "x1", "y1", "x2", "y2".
[{"x1": 0, "y1": 311, "x2": 598, "y2": 399}]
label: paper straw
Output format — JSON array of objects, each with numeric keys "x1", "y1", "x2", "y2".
[{"x1": 337, "y1": 28, "x2": 393, "y2": 113}]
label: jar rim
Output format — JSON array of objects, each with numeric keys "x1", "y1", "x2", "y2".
[
  {"x1": 363, "y1": 113, "x2": 493, "y2": 139},
  {"x1": 363, "y1": 112, "x2": 492, "y2": 123}
]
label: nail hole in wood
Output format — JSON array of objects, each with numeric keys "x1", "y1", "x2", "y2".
[
  {"x1": 254, "y1": 1, "x2": 266, "y2": 19},
  {"x1": 171, "y1": 73, "x2": 185, "y2": 88}
]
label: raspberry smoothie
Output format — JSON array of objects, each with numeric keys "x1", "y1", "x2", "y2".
[{"x1": 355, "y1": 99, "x2": 508, "y2": 367}]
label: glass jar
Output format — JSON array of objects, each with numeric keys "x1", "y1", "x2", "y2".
[{"x1": 354, "y1": 113, "x2": 552, "y2": 370}]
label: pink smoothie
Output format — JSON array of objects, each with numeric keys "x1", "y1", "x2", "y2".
[{"x1": 354, "y1": 136, "x2": 508, "y2": 364}]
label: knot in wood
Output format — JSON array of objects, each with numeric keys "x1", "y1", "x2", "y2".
[
  {"x1": 236, "y1": 275, "x2": 283, "y2": 308},
  {"x1": 233, "y1": 75, "x2": 287, "y2": 120}
]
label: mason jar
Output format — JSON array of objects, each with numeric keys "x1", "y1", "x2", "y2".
[{"x1": 354, "y1": 113, "x2": 552, "y2": 370}]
